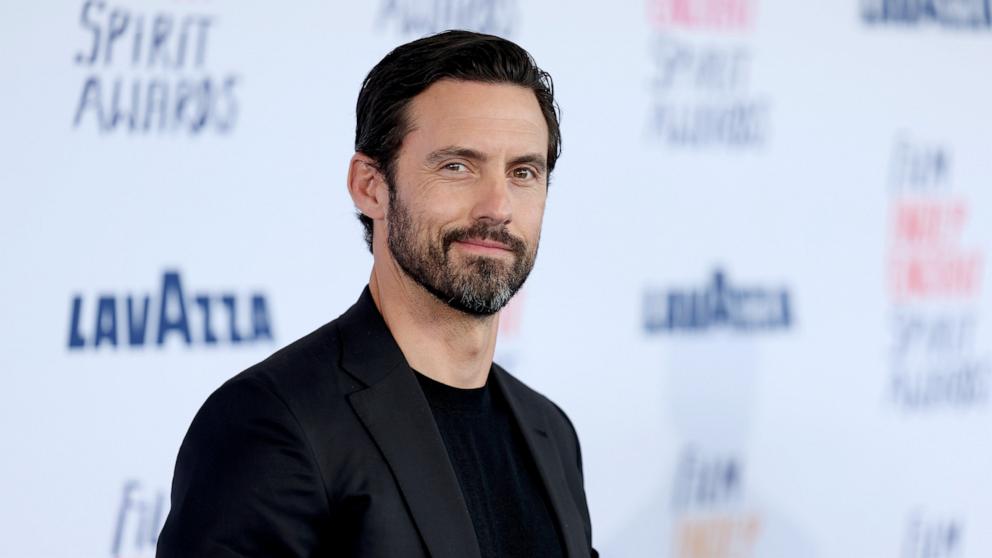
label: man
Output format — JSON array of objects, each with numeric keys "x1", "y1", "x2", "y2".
[{"x1": 158, "y1": 30, "x2": 597, "y2": 558}]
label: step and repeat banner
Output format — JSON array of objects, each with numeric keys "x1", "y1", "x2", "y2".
[{"x1": 1, "y1": 0, "x2": 990, "y2": 556}]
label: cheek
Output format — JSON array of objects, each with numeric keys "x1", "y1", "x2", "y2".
[
  {"x1": 410, "y1": 183, "x2": 468, "y2": 229},
  {"x1": 395, "y1": 189, "x2": 441, "y2": 231},
  {"x1": 515, "y1": 194, "x2": 547, "y2": 239}
]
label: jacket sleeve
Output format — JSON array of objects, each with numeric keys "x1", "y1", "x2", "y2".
[{"x1": 157, "y1": 375, "x2": 330, "y2": 557}]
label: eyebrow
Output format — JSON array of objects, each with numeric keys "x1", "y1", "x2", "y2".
[
  {"x1": 425, "y1": 146, "x2": 548, "y2": 175},
  {"x1": 425, "y1": 146, "x2": 487, "y2": 166}
]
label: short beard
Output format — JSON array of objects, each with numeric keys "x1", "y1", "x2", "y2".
[{"x1": 386, "y1": 187, "x2": 537, "y2": 316}]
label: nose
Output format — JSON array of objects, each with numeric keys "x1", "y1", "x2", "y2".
[{"x1": 469, "y1": 170, "x2": 513, "y2": 225}]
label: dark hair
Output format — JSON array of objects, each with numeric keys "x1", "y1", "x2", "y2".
[{"x1": 354, "y1": 29, "x2": 561, "y2": 252}]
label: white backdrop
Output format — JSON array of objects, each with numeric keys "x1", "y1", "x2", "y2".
[{"x1": 1, "y1": 1, "x2": 990, "y2": 556}]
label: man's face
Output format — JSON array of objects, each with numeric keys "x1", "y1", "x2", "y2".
[{"x1": 384, "y1": 79, "x2": 549, "y2": 316}]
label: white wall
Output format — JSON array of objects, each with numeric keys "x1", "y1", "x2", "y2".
[{"x1": 1, "y1": 1, "x2": 990, "y2": 556}]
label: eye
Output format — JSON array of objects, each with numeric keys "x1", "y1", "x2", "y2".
[
  {"x1": 442, "y1": 162, "x2": 468, "y2": 172},
  {"x1": 512, "y1": 167, "x2": 537, "y2": 180}
]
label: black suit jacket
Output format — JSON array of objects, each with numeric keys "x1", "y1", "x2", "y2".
[{"x1": 158, "y1": 287, "x2": 597, "y2": 557}]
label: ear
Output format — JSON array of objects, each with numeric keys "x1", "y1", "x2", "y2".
[{"x1": 347, "y1": 152, "x2": 388, "y2": 221}]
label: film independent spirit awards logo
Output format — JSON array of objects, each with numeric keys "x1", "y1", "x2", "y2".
[
  {"x1": 885, "y1": 135, "x2": 989, "y2": 411},
  {"x1": 644, "y1": 0, "x2": 772, "y2": 148},
  {"x1": 72, "y1": 0, "x2": 241, "y2": 135}
]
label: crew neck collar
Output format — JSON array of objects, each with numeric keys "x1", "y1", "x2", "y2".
[{"x1": 414, "y1": 369, "x2": 493, "y2": 414}]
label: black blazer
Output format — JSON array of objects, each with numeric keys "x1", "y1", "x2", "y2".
[{"x1": 158, "y1": 287, "x2": 597, "y2": 557}]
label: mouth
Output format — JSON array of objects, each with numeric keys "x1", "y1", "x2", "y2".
[{"x1": 453, "y1": 238, "x2": 514, "y2": 254}]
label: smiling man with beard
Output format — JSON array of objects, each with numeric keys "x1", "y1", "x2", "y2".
[{"x1": 158, "y1": 30, "x2": 597, "y2": 558}]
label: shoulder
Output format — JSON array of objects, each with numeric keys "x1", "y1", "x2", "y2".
[
  {"x1": 184, "y1": 317, "x2": 349, "y2": 449},
  {"x1": 227, "y1": 311, "x2": 367, "y2": 412},
  {"x1": 169, "y1": 314, "x2": 360, "y2": 505},
  {"x1": 162, "y1": 333, "x2": 337, "y2": 556},
  {"x1": 188, "y1": 313, "x2": 362, "y2": 461},
  {"x1": 237, "y1": 318, "x2": 351, "y2": 395}
]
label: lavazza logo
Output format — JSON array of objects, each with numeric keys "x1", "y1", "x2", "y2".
[
  {"x1": 376, "y1": 0, "x2": 519, "y2": 36},
  {"x1": 643, "y1": 269, "x2": 792, "y2": 333},
  {"x1": 67, "y1": 270, "x2": 274, "y2": 350},
  {"x1": 644, "y1": 0, "x2": 771, "y2": 148},
  {"x1": 72, "y1": 0, "x2": 241, "y2": 134},
  {"x1": 861, "y1": 0, "x2": 992, "y2": 27}
]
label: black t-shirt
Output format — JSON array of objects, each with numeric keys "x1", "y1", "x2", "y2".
[{"x1": 414, "y1": 370, "x2": 564, "y2": 558}]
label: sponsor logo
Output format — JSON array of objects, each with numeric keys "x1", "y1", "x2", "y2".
[
  {"x1": 901, "y1": 512, "x2": 964, "y2": 558},
  {"x1": 670, "y1": 447, "x2": 762, "y2": 558},
  {"x1": 376, "y1": 0, "x2": 519, "y2": 36},
  {"x1": 862, "y1": 0, "x2": 992, "y2": 28},
  {"x1": 643, "y1": 269, "x2": 792, "y2": 333},
  {"x1": 72, "y1": 0, "x2": 241, "y2": 134},
  {"x1": 111, "y1": 480, "x2": 166, "y2": 558},
  {"x1": 671, "y1": 447, "x2": 743, "y2": 510},
  {"x1": 886, "y1": 135, "x2": 989, "y2": 410},
  {"x1": 645, "y1": 0, "x2": 771, "y2": 148},
  {"x1": 67, "y1": 270, "x2": 274, "y2": 350}
]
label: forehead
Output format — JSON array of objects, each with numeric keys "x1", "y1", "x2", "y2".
[{"x1": 403, "y1": 80, "x2": 548, "y2": 155}]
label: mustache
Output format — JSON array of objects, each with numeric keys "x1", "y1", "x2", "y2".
[{"x1": 442, "y1": 222, "x2": 527, "y2": 256}]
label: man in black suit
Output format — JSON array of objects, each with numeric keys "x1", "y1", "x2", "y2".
[{"x1": 158, "y1": 30, "x2": 597, "y2": 557}]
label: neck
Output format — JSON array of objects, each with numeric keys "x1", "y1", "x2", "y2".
[{"x1": 368, "y1": 258, "x2": 499, "y2": 389}]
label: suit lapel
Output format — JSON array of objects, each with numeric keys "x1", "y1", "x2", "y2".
[
  {"x1": 494, "y1": 367, "x2": 587, "y2": 558},
  {"x1": 348, "y1": 369, "x2": 481, "y2": 558},
  {"x1": 338, "y1": 288, "x2": 481, "y2": 558}
]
